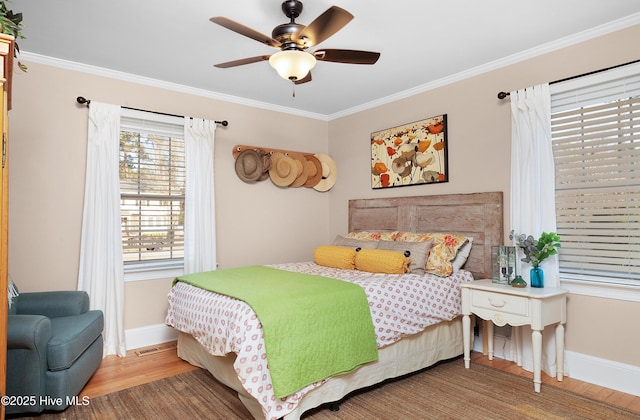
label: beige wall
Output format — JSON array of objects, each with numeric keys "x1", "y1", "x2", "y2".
[
  {"x1": 8, "y1": 63, "x2": 330, "y2": 330},
  {"x1": 327, "y1": 24, "x2": 640, "y2": 368},
  {"x1": 7, "y1": 24, "x2": 640, "y2": 368}
]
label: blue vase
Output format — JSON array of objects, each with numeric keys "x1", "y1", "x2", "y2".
[{"x1": 530, "y1": 266, "x2": 544, "y2": 288}]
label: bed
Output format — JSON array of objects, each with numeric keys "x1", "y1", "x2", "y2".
[{"x1": 166, "y1": 191, "x2": 503, "y2": 420}]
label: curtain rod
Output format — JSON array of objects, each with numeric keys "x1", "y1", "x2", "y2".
[
  {"x1": 496, "y1": 58, "x2": 640, "y2": 100},
  {"x1": 75, "y1": 96, "x2": 229, "y2": 127}
]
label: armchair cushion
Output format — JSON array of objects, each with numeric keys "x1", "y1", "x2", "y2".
[
  {"x1": 47, "y1": 310, "x2": 104, "y2": 371},
  {"x1": 16, "y1": 291, "x2": 90, "y2": 318}
]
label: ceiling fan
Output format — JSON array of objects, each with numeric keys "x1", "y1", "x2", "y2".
[{"x1": 211, "y1": 0, "x2": 380, "y2": 84}]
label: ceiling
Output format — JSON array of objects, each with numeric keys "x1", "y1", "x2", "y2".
[{"x1": 14, "y1": 0, "x2": 640, "y2": 118}]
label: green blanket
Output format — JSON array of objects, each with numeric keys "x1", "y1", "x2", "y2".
[{"x1": 175, "y1": 266, "x2": 378, "y2": 398}]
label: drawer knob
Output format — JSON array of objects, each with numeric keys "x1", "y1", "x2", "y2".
[{"x1": 488, "y1": 298, "x2": 506, "y2": 308}]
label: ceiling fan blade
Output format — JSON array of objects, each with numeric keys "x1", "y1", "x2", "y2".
[
  {"x1": 294, "y1": 72, "x2": 312, "y2": 85},
  {"x1": 314, "y1": 49, "x2": 380, "y2": 65},
  {"x1": 214, "y1": 55, "x2": 270, "y2": 69},
  {"x1": 295, "y1": 6, "x2": 353, "y2": 48},
  {"x1": 210, "y1": 16, "x2": 281, "y2": 48}
]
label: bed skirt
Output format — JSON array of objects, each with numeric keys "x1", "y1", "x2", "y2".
[{"x1": 177, "y1": 316, "x2": 465, "y2": 420}]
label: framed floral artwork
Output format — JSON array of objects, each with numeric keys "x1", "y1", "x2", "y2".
[{"x1": 371, "y1": 114, "x2": 448, "y2": 189}]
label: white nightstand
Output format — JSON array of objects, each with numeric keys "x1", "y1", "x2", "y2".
[{"x1": 461, "y1": 279, "x2": 568, "y2": 392}]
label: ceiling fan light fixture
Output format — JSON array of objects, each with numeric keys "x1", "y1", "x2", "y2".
[{"x1": 269, "y1": 50, "x2": 316, "y2": 81}]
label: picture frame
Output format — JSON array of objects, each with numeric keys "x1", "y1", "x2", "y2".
[{"x1": 370, "y1": 114, "x2": 448, "y2": 189}]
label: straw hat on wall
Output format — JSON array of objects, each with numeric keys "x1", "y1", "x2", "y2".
[
  {"x1": 269, "y1": 152, "x2": 299, "y2": 187},
  {"x1": 313, "y1": 153, "x2": 337, "y2": 192},
  {"x1": 235, "y1": 149, "x2": 270, "y2": 183},
  {"x1": 288, "y1": 153, "x2": 310, "y2": 188},
  {"x1": 303, "y1": 154, "x2": 322, "y2": 188}
]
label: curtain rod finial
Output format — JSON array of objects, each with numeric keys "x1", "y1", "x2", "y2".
[
  {"x1": 76, "y1": 96, "x2": 91, "y2": 106},
  {"x1": 497, "y1": 91, "x2": 510, "y2": 100}
]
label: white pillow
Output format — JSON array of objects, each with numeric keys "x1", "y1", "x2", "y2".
[
  {"x1": 8, "y1": 275, "x2": 19, "y2": 308},
  {"x1": 451, "y1": 238, "x2": 473, "y2": 272}
]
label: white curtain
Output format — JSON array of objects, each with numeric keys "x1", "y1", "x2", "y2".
[
  {"x1": 183, "y1": 118, "x2": 217, "y2": 274},
  {"x1": 78, "y1": 102, "x2": 126, "y2": 357},
  {"x1": 509, "y1": 84, "x2": 562, "y2": 377}
]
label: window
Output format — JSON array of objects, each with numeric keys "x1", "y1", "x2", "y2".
[
  {"x1": 119, "y1": 109, "x2": 185, "y2": 273},
  {"x1": 550, "y1": 62, "x2": 640, "y2": 294}
]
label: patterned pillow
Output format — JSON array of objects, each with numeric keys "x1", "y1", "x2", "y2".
[
  {"x1": 376, "y1": 239, "x2": 434, "y2": 275},
  {"x1": 332, "y1": 235, "x2": 378, "y2": 251},
  {"x1": 395, "y1": 232, "x2": 469, "y2": 277},
  {"x1": 355, "y1": 248, "x2": 410, "y2": 274},
  {"x1": 314, "y1": 246, "x2": 357, "y2": 270},
  {"x1": 345, "y1": 231, "x2": 399, "y2": 241}
]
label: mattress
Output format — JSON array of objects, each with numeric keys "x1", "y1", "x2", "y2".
[{"x1": 166, "y1": 262, "x2": 473, "y2": 420}]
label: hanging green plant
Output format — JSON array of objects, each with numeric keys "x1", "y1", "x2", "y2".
[{"x1": 0, "y1": 0, "x2": 26, "y2": 71}]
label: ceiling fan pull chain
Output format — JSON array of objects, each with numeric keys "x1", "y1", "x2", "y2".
[{"x1": 292, "y1": 82, "x2": 296, "y2": 98}]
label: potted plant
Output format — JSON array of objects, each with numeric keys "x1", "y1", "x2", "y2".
[
  {"x1": 509, "y1": 230, "x2": 561, "y2": 288},
  {"x1": 0, "y1": 0, "x2": 26, "y2": 71}
]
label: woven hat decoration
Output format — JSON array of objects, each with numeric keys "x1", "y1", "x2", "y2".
[
  {"x1": 303, "y1": 154, "x2": 323, "y2": 188},
  {"x1": 257, "y1": 150, "x2": 272, "y2": 181},
  {"x1": 269, "y1": 152, "x2": 299, "y2": 187},
  {"x1": 288, "y1": 153, "x2": 310, "y2": 188},
  {"x1": 235, "y1": 149, "x2": 264, "y2": 183},
  {"x1": 313, "y1": 153, "x2": 338, "y2": 192}
]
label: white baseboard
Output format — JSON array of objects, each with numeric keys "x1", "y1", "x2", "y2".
[
  {"x1": 565, "y1": 350, "x2": 640, "y2": 397},
  {"x1": 474, "y1": 331, "x2": 640, "y2": 397},
  {"x1": 125, "y1": 323, "x2": 178, "y2": 351}
]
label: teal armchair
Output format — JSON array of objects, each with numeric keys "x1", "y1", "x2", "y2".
[{"x1": 7, "y1": 287, "x2": 104, "y2": 415}]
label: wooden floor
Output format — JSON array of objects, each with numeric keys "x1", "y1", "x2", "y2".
[
  {"x1": 80, "y1": 343, "x2": 198, "y2": 399},
  {"x1": 81, "y1": 343, "x2": 640, "y2": 413}
]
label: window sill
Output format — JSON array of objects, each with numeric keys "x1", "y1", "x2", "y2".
[
  {"x1": 560, "y1": 276, "x2": 640, "y2": 303},
  {"x1": 124, "y1": 267, "x2": 183, "y2": 282}
]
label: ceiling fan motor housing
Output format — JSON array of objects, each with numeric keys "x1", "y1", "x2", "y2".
[
  {"x1": 273, "y1": 0, "x2": 305, "y2": 48},
  {"x1": 272, "y1": 23, "x2": 304, "y2": 47}
]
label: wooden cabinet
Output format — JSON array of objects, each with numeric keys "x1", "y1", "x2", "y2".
[{"x1": 0, "y1": 33, "x2": 13, "y2": 418}]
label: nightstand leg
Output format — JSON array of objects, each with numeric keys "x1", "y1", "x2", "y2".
[
  {"x1": 486, "y1": 321, "x2": 494, "y2": 360},
  {"x1": 463, "y1": 314, "x2": 471, "y2": 368},
  {"x1": 556, "y1": 323, "x2": 565, "y2": 381},
  {"x1": 532, "y1": 329, "x2": 542, "y2": 392}
]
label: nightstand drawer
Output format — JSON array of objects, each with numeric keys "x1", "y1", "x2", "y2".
[{"x1": 471, "y1": 290, "x2": 529, "y2": 316}]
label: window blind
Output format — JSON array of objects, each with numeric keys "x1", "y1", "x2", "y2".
[
  {"x1": 551, "y1": 61, "x2": 640, "y2": 112},
  {"x1": 551, "y1": 64, "x2": 640, "y2": 282},
  {"x1": 119, "y1": 110, "x2": 185, "y2": 268}
]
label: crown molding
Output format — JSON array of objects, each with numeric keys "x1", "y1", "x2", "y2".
[
  {"x1": 20, "y1": 12, "x2": 640, "y2": 122},
  {"x1": 327, "y1": 12, "x2": 640, "y2": 120},
  {"x1": 20, "y1": 51, "x2": 330, "y2": 122}
]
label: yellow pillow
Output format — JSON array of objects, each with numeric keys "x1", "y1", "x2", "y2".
[
  {"x1": 355, "y1": 249, "x2": 410, "y2": 274},
  {"x1": 314, "y1": 246, "x2": 357, "y2": 270}
]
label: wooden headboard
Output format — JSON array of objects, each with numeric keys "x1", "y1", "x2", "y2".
[{"x1": 348, "y1": 192, "x2": 504, "y2": 280}]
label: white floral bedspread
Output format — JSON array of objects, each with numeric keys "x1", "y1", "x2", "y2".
[{"x1": 166, "y1": 262, "x2": 473, "y2": 420}]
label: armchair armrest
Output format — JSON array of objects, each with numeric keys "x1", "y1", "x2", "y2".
[
  {"x1": 16, "y1": 291, "x2": 90, "y2": 318},
  {"x1": 7, "y1": 314, "x2": 52, "y2": 350}
]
